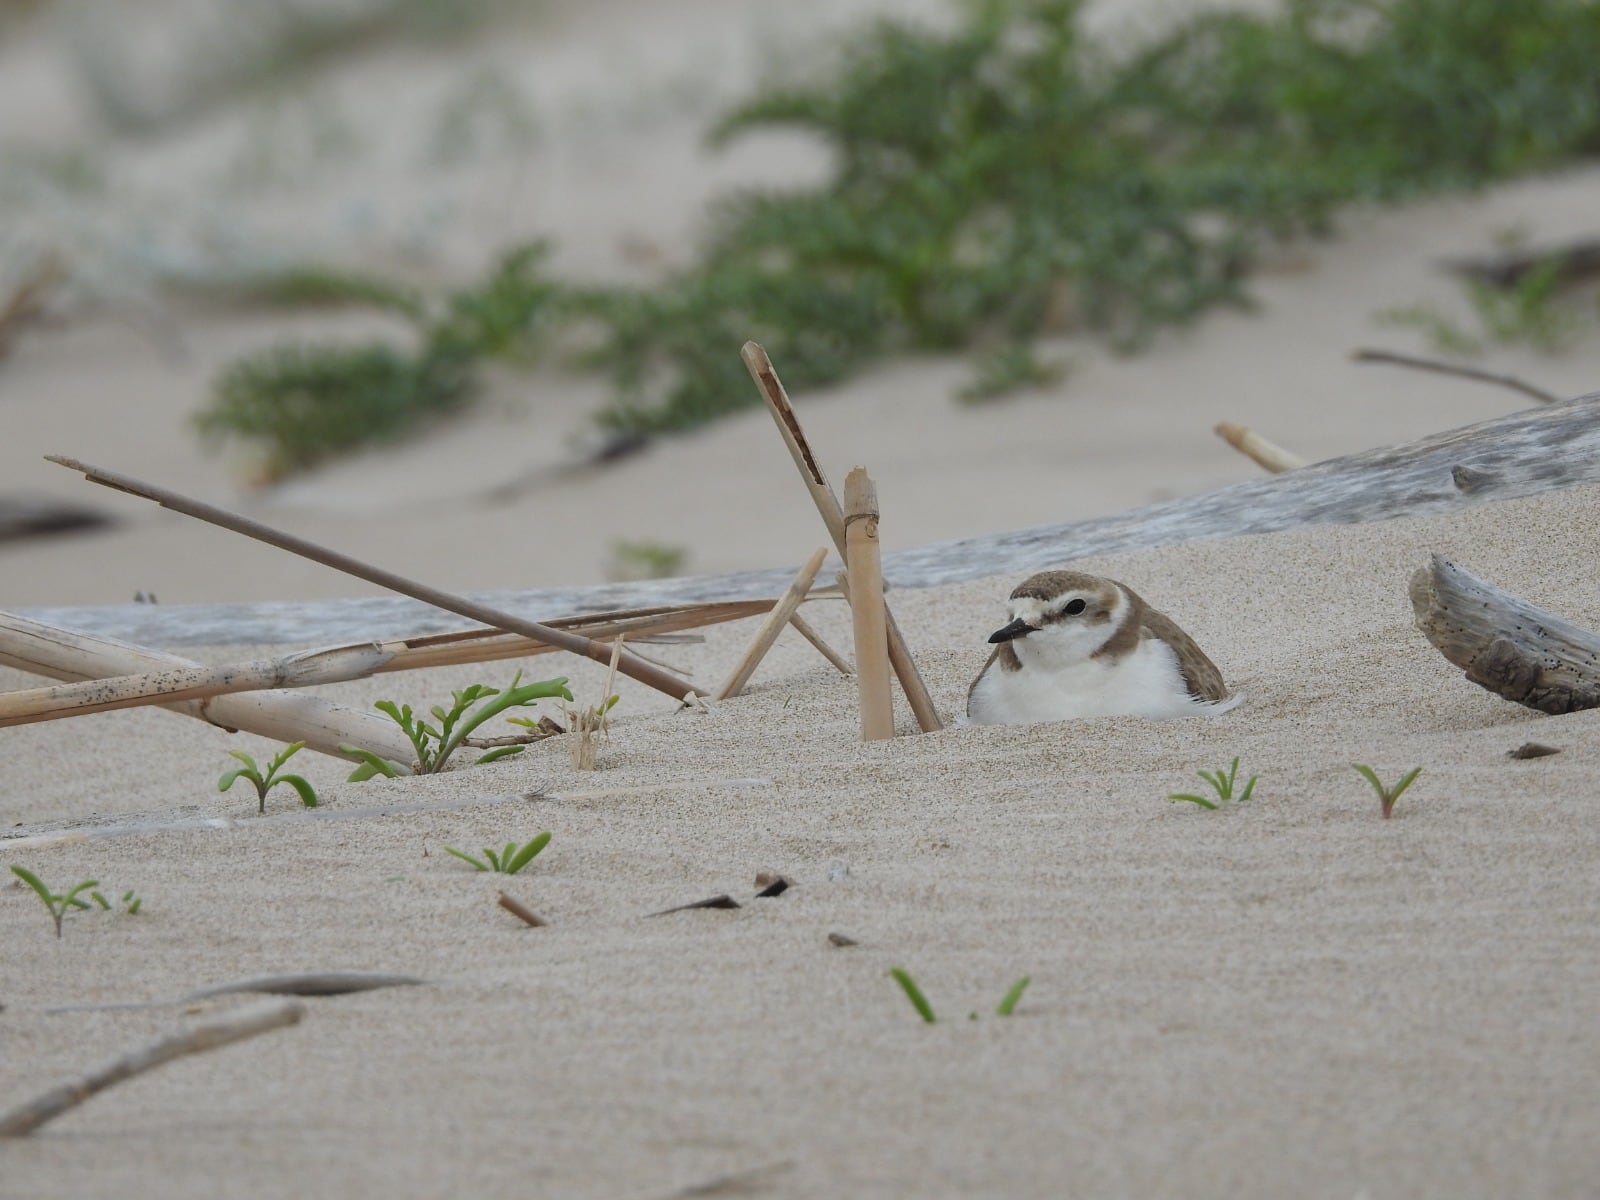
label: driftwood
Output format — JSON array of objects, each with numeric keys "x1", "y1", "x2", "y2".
[
  {"x1": 21, "y1": 394, "x2": 1600, "y2": 646},
  {"x1": 1410, "y1": 556, "x2": 1600, "y2": 714},
  {"x1": 743, "y1": 343, "x2": 943, "y2": 732},
  {"x1": 1213, "y1": 422, "x2": 1308, "y2": 473},
  {"x1": 0, "y1": 997, "x2": 304, "y2": 1137}
]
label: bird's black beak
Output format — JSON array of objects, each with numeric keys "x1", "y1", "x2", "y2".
[{"x1": 988, "y1": 617, "x2": 1036, "y2": 644}]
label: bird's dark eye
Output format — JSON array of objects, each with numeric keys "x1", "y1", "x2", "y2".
[{"x1": 1063, "y1": 598, "x2": 1087, "y2": 616}]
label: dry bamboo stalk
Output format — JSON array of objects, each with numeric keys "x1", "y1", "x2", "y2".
[
  {"x1": 0, "y1": 601, "x2": 766, "y2": 729},
  {"x1": 0, "y1": 608, "x2": 415, "y2": 762},
  {"x1": 1214, "y1": 422, "x2": 1308, "y2": 474},
  {"x1": 370, "y1": 600, "x2": 772, "y2": 672},
  {"x1": 715, "y1": 547, "x2": 830, "y2": 699},
  {"x1": 741, "y1": 343, "x2": 943, "y2": 732},
  {"x1": 843, "y1": 470, "x2": 894, "y2": 740},
  {"x1": 47, "y1": 456, "x2": 697, "y2": 703},
  {"x1": 787, "y1": 612, "x2": 853, "y2": 676},
  {"x1": 0, "y1": 998, "x2": 304, "y2": 1137},
  {"x1": 0, "y1": 642, "x2": 395, "y2": 728}
]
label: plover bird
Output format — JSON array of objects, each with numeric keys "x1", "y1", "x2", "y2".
[{"x1": 966, "y1": 570, "x2": 1241, "y2": 725}]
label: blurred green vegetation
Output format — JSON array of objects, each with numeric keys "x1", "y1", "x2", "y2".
[{"x1": 197, "y1": 0, "x2": 1600, "y2": 475}]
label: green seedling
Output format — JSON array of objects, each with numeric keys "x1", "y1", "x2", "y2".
[
  {"x1": 89, "y1": 889, "x2": 142, "y2": 914},
  {"x1": 342, "y1": 672, "x2": 574, "y2": 780},
  {"x1": 443, "y1": 832, "x2": 551, "y2": 875},
  {"x1": 218, "y1": 741, "x2": 318, "y2": 813},
  {"x1": 996, "y1": 976, "x2": 1031, "y2": 1017},
  {"x1": 1169, "y1": 757, "x2": 1257, "y2": 809},
  {"x1": 11, "y1": 866, "x2": 100, "y2": 938},
  {"x1": 1352, "y1": 764, "x2": 1422, "y2": 819},
  {"x1": 890, "y1": 970, "x2": 1034, "y2": 1024},
  {"x1": 890, "y1": 968, "x2": 938, "y2": 1024}
]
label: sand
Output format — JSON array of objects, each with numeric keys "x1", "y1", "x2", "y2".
[{"x1": 5, "y1": 1, "x2": 1600, "y2": 1197}]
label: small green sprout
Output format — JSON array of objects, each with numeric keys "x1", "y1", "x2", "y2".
[
  {"x1": 11, "y1": 866, "x2": 100, "y2": 938},
  {"x1": 89, "y1": 889, "x2": 142, "y2": 914},
  {"x1": 443, "y1": 832, "x2": 552, "y2": 875},
  {"x1": 996, "y1": 976, "x2": 1031, "y2": 1017},
  {"x1": 889, "y1": 970, "x2": 1034, "y2": 1024},
  {"x1": 1169, "y1": 757, "x2": 1257, "y2": 809},
  {"x1": 890, "y1": 968, "x2": 938, "y2": 1024},
  {"x1": 342, "y1": 672, "x2": 573, "y2": 780},
  {"x1": 218, "y1": 741, "x2": 318, "y2": 813},
  {"x1": 1352, "y1": 764, "x2": 1422, "y2": 819}
]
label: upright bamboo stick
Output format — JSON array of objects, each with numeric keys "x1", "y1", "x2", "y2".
[
  {"x1": 47, "y1": 456, "x2": 697, "y2": 703},
  {"x1": 715, "y1": 547, "x2": 830, "y2": 700},
  {"x1": 843, "y1": 470, "x2": 894, "y2": 740},
  {"x1": 740, "y1": 343, "x2": 943, "y2": 732}
]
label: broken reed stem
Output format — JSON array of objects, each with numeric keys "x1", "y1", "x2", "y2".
[
  {"x1": 45, "y1": 456, "x2": 697, "y2": 703},
  {"x1": 843, "y1": 469, "x2": 894, "y2": 741},
  {"x1": 786, "y1": 612, "x2": 853, "y2": 676},
  {"x1": 715, "y1": 547, "x2": 830, "y2": 700},
  {"x1": 740, "y1": 343, "x2": 943, "y2": 732},
  {"x1": 0, "y1": 998, "x2": 304, "y2": 1137},
  {"x1": 570, "y1": 635, "x2": 624, "y2": 771},
  {"x1": 0, "y1": 608, "x2": 416, "y2": 763},
  {"x1": 0, "y1": 642, "x2": 394, "y2": 728},
  {"x1": 1213, "y1": 422, "x2": 1308, "y2": 474},
  {"x1": 1351, "y1": 348, "x2": 1562, "y2": 406},
  {"x1": 496, "y1": 892, "x2": 547, "y2": 928}
]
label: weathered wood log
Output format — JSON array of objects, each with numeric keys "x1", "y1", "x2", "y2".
[
  {"x1": 21, "y1": 393, "x2": 1600, "y2": 647},
  {"x1": 1410, "y1": 556, "x2": 1600, "y2": 714}
]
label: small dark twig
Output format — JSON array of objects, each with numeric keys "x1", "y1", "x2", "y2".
[
  {"x1": 1508, "y1": 742, "x2": 1562, "y2": 760},
  {"x1": 646, "y1": 894, "x2": 740, "y2": 917},
  {"x1": 1352, "y1": 348, "x2": 1562, "y2": 406},
  {"x1": 497, "y1": 892, "x2": 547, "y2": 927}
]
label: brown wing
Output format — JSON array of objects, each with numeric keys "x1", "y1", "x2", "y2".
[{"x1": 1140, "y1": 608, "x2": 1229, "y2": 702}]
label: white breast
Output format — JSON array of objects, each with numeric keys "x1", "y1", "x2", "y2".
[{"x1": 967, "y1": 637, "x2": 1240, "y2": 726}]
